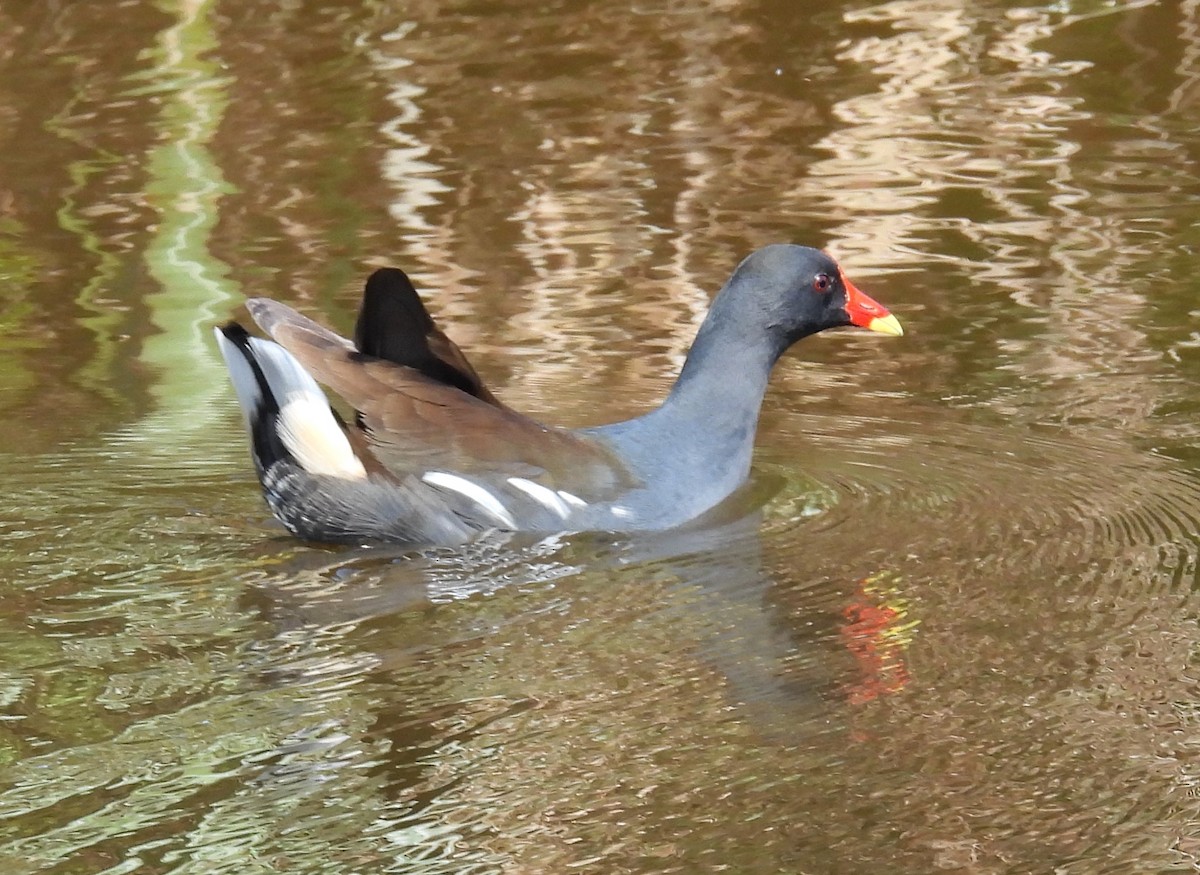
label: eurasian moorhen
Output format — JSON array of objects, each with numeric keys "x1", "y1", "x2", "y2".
[{"x1": 216, "y1": 244, "x2": 902, "y2": 544}]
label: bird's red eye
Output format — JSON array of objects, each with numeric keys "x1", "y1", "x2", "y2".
[{"x1": 813, "y1": 273, "x2": 832, "y2": 293}]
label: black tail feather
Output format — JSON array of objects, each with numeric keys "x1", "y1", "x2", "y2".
[{"x1": 355, "y1": 268, "x2": 492, "y2": 400}]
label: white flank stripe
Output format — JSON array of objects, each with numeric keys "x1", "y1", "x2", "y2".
[
  {"x1": 507, "y1": 477, "x2": 572, "y2": 519},
  {"x1": 610, "y1": 506, "x2": 634, "y2": 519},
  {"x1": 557, "y1": 490, "x2": 588, "y2": 509},
  {"x1": 422, "y1": 472, "x2": 516, "y2": 528},
  {"x1": 277, "y1": 399, "x2": 367, "y2": 480}
]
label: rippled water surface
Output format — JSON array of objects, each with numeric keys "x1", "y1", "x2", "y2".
[{"x1": 3, "y1": 0, "x2": 1200, "y2": 872}]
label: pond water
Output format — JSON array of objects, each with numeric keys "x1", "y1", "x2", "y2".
[{"x1": 3, "y1": 0, "x2": 1200, "y2": 872}]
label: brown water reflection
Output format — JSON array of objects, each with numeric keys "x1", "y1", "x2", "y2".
[{"x1": 3, "y1": 0, "x2": 1200, "y2": 872}]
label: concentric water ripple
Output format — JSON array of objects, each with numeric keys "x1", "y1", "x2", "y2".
[{"x1": 760, "y1": 413, "x2": 1200, "y2": 595}]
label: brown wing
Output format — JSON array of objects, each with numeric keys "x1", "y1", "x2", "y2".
[{"x1": 245, "y1": 297, "x2": 636, "y2": 498}]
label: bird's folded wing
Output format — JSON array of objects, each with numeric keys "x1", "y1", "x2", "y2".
[{"x1": 246, "y1": 298, "x2": 636, "y2": 497}]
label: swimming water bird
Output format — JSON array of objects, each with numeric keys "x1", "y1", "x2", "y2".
[{"x1": 215, "y1": 245, "x2": 903, "y2": 544}]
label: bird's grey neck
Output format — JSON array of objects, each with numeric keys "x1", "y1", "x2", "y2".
[
  {"x1": 659, "y1": 315, "x2": 784, "y2": 450},
  {"x1": 607, "y1": 316, "x2": 783, "y2": 518},
  {"x1": 580, "y1": 295, "x2": 792, "y2": 524}
]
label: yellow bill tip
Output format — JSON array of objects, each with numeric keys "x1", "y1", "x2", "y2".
[{"x1": 867, "y1": 313, "x2": 904, "y2": 337}]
